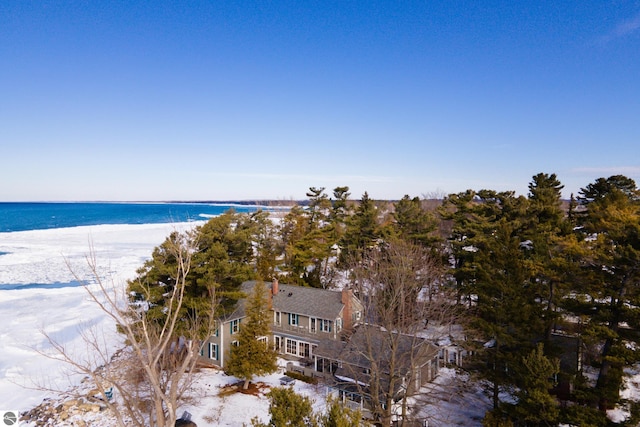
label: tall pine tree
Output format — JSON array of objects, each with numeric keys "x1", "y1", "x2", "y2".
[{"x1": 226, "y1": 281, "x2": 278, "y2": 389}]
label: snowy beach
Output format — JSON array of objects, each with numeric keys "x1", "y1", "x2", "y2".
[{"x1": 0, "y1": 222, "x2": 200, "y2": 411}]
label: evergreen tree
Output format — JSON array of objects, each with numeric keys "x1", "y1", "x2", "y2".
[
  {"x1": 281, "y1": 205, "x2": 310, "y2": 281},
  {"x1": 340, "y1": 192, "x2": 380, "y2": 263},
  {"x1": 330, "y1": 186, "x2": 352, "y2": 227},
  {"x1": 280, "y1": 188, "x2": 336, "y2": 287},
  {"x1": 443, "y1": 189, "x2": 545, "y2": 418},
  {"x1": 572, "y1": 176, "x2": 640, "y2": 409},
  {"x1": 251, "y1": 389, "x2": 364, "y2": 427},
  {"x1": 524, "y1": 173, "x2": 573, "y2": 343},
  {"x1": 319, "y1": 397, "x2": 362, "y2": 427},
  {"x1": 306, "y1": 186, "x2": 331, "y2": 225},
  {"x1": 527, "y1": 173, "x2": 565, "y2": 229},
  {"x1": 511, "y1": 343, "x2": 560, "y2": 426},
  {"x1": 439, "y1": 189, "x2": 480, "y2": 305},
  {"x1": 472, "y1": 217, "x2": 542, "y2": 414},
  {"x1": 391, "y1": 195, "x2": 439, "y2": 247},
  {"x1": 251, "y1": 387, "x2": 317, "y2": 427},
  {"x1": 251, "y1": 210, "x2": 282, "y2": 281},
  {"x1": 226, "y1": 281, "x2": 278, "y2": 389},
  {"x1": 189, "y1": 211, "x2": 257, "y2": 314}
]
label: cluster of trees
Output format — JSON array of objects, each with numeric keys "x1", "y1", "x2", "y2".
[
  {"x1": 441, "y1": 174, "x2": 640, "y2": 426},
  {"x1": 116, "y1": 174, "x2": 638, "y2": 425},
  {"x1": 250, "y1": 387, "x2": 362, "y2": 427}
]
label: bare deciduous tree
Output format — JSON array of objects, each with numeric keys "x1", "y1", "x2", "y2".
[
  {"x1": 341, "y1": 239, "x2": 462, "y2": 426},
  {"x1": 36, "y1": 231, "x2": 215, "y2": 427}
]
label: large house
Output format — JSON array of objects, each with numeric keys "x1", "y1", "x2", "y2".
[
  {"x1": 200, "y1": 280, "x2": 364, "y2": 369},
  {"x1": 200, "y1": 279, "x2": 447, "y2": 424},
  {"x1": 312, "y1": 324, "x2": 440, "y2": 419}
]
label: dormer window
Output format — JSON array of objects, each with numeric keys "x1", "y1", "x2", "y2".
[
  {"x1": 288, "y1": 313, "x2": 299, "y2": 326},
  {"x1": 230, "y1": 319, "x2": 240, "y2": 334},
  {"x1": 319, "y1": 319, "x2": 332, "y2": 333},
  {"x1": 275, "y1": 311, "x2": 281, "y2": 326}
]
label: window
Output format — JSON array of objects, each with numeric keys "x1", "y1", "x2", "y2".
[
  {"x1": 299, "y1": 342, "x2": 310, "y2": 358},
  {"x1": 258, "y1": 336, "x2": 268, "y2": 346},
  {"x1": 310, "y1": 318, "x2": 316, "y2": 333},
  {"x1": 275, "y1": 311, "x2": 281, "y2": 326},
  {"x1": 230, "y1": 319, "x2": 240, "y2": 334},
  {"x1": 319, "y1": 319, "x2": 332, "y2": 333},
  {"x1": 288, "y1": 313, "x2": 299, "y2": 326},
  {"x1": 214, "y1": 328, "x2": 219, "y2": 337},
  {"x1": 286, "y1": 338, "x2": 297, "y2": 355},
  {"x1": 232, "y1": 340, "x2": 239, "y2": 347},
  {"x1": 209, "y1": 343, "x2": 218, "y2": 360}
]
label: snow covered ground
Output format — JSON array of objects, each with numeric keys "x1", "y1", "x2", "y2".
[
  {"x1": 0, "y1": 222, "x2": 200, "y2": 411},
  {"x1": 2, "y1": 222, "x2": 639, "y2": 426},
  {"x1": 0, "y1": 221, "x2": 488, "y2": 426}
]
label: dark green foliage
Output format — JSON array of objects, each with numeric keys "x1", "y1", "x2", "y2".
[
  {"x1": 471, "y1": 215, "x2": 542, "y2": 411},
  {"x1": 340, "y1": 192, "x2": 380, "y2": 263},
  {"x1": 126, "y1": 175, "x2": 640, "y2": 424},
  {"x1": 511, "y1": 343, "x2": 560, "y2": 426},
  {"x1": 250, "y1": 210, "x2": 282, "y2": 281},
  {"x1": 578, "y1": 175, "x2": 638, "y2": 205},
  {"x1": 319, "y1": 396, "x2": 362, "y2": 427},
  {"x1": 283, "y1": 370, "x2": 318, "y2": 384},
  {"x1": 254, "y1": 387, "x2": 316, "y2": 427},
  {"x1": 391, "y1": 195, "x2": 439, "y2": 247},
  {"x1": 226, "y1": 281, "x2": 278, "y2": 389},
  {"x1": 280, "y1": 187, "x2": 340, "y2": 287},
  {"x1": 572, "y1": 176, "x2": 640, "y2": 409},
  {"x1": 128, "y1": 210, "x2": 262, "y2": 337},
  {"x1": 250, "y1": 388, "x2": 363, "y2": 427}
]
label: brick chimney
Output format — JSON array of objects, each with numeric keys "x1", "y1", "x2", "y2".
[
  {"x1": 341, "y1": 288, "x2": 353, "y2": 331},
  {"x1": 272, "y1": 278, "x2": 279, "y2": 295}
]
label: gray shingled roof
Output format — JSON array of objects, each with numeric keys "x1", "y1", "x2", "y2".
[
  {"x1": 271, "y1": 283, "x2": 345, "y2": 320},
  {"x1": 233, "y1": 280, "x2": 345, "y2": 320}
]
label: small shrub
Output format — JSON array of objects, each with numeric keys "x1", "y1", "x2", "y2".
[{"x1": 285, "y1": 370, "x2": 318, "y2": 385}]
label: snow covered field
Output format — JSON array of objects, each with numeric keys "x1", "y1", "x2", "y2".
[
  {"x1": 3, "y1": 221, "x2": 636, "y2": 426},
  {"x1": 0, "y1": 222, "x2": 200, "y2": 411},
  {"x1": 0, "y1": 221, "x2": 487, "y2": 426}
]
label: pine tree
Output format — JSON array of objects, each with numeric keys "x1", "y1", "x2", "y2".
[
  {"x1": 573, "y1": 176, "x2": 640, "y2": 409},
  {"x1": 251, "y1": 388, "x2": 363, "y2": 427},
  {"x1": 524, "y1": 173, "x2": 573, "y2": 343},
  {"x1": 251, "y1": 387, "x2": 317, "y2": 427},
  {"x1": 188, "y1": 211, "x2": 257, "y2": 315},
  {"x1": 280, "y1": 188, "x2": 336, "y2": 287},
  {"x1": 439, "y1": 189, "x2": 480, "y2": 305},
  {"x1": 392, "y1": 194, "x2": 438, "y2": 247},
  {"x1": 226, "y1": 281, "x2": 278, "y2": 389},
  {"x1": 512, "y1": 343, "x2": 560, "y2": 426},
  {"x1": 251, "y1": 210, "x2": 282, "y2": 281},
  {"x1": 340, "y1": 192, "x2": 380, "y2": 263},
  {"x1": 472, "y1": 217, "x2": 542, "y2": 413},
  {"x1": 320, "y1": 396, "x2": 362, "y2": 427}
]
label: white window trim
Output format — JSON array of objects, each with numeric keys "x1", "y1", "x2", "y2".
[
  {"x1": 209, "y1": 343, "x2": 218, "y2": 360},
  {"x1": 231, "y1": 319, "x2": 240, "y2": 334}
]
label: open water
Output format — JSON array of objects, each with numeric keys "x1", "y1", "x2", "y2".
[{"x1": 0, "y1": 202, "x2": 267, "y2": 233}]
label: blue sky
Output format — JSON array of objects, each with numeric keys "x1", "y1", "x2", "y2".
[{"x1": 2, "y1": 1, "x2": 639, "y2": 201}]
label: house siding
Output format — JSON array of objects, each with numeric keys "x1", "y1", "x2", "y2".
[{"x1": 199, "y1": 280, "x2": 363, "y2": 369}]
